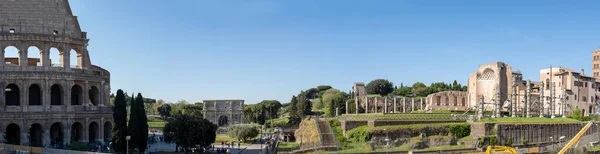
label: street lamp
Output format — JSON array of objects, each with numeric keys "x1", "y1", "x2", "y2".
[{"x1": 126, "y1": 136, "x2": 131, "y2": 154}]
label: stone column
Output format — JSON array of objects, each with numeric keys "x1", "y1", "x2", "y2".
[
  {"x1": 539, "y1": 82, "x2": 544, "y2": 118},
  {"x1": 402, "y1": 98, "x2": 406, "y2": 113},
  {"x1": 411, "y1": 98, "x2": 415, "y2": 112},
  {"x1": 21, "y1": 120, "x2": 28, "y2": 146},
  {"x1": 374, "y1": 97, "x2": 378, "y2": 113},
  {"x1": 18, "y1": 46, "x2": 28, "y2": 69},
  {"x1": 99, "y1": 118, "x2": 105, "y2": 144},
  {"x1": 0, "y1": 44, "x2": 5, "y2": 69},
  {"x1": 393, "y1": 96, "x2": 397, "y2": 113},
  {"x1": 43, "y1": 128, "x2": 50, "y2": 147},
  {"x1": 384, "y1": 97, "x2": 388, "y2": 113},
  {"x1": 83, "y1": 81, "x2": 89, "y2": 107},
  {"x1": 66, "y1": 81, "x2": 72, "y2": 111},
  {"x1": 100, "y1": 81, "x2": 105, "y2": 107},
  {"x1": 62, "y1": 44, "x2": 71, "y2": 71},
  {"x1": 355, "y1": 95, "x2": 359, "y2": 114},
  {"x1": 345, "y1": 100, "x2": 349, "y2": 114},
  {"x1": 65, "y1": 121, "x2": 71, "y2": 145},
  {"x1": 421, "y1": 98, "x2": 424, "y2": 110},
  {"x1": 41, "y1": 46, "x2": 50, "y2": 69},
  {"x1": 364, "y1": 96, "x2": 368, "y2": 114},
  {"x1": 22, "y1": 81, "x2": 28, "y2": 112},
  {"x1": 43, "y1": 79, "x2": 50, "y2": 111},
  {"x1": 84, "y1": 118, "x2": 89, "y2": 142},
  {"x1": 0, "y1": 82, "x2": 5, "y2": 109}
]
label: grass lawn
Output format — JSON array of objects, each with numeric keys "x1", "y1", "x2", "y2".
[
  {"x1": 276, "y1": 142, "x2": 300, "y2": 152},
  {"x1": 337, "y1": 142, "x2": 374, "y2": 153},
  {"x1": 478, "y1": 117, "x2": 580, "y2": 123},
  {"x1": 213, "y1": 134, "x2": 255, "y2": 146},
  {"x1": 147, "y1": 115, "x2": 164, "y2": 122},
  {"x1": 148, "y1": 122, "x2": 166, "y2": 127}
]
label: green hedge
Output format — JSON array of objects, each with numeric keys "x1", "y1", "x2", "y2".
[
  {"x1": 329, "y1": 119, "x2": 347, "y2": 142},
  {"x1": 448, "y1": 123, "x2": 470, "y2": 138},
  {"x1": 347, "y1": 126, "x2": 372, "y2": 142}
]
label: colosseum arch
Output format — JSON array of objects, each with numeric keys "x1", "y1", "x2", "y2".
[
  {"x1": 28, "y1": 84, "x2": 42, "y2": 105},
  {"x1": 5, "y1": 123, "x2": 20, "y2": 145},
  {"x1": 88, "y1": 122, "x2": 99, "y2": 143},
  {"x1": 89, "y1": 86, "x2": 99, "y2": 106},
  {"x1": 50, "y1": 84, "x2": 63, "y2": 105},
  {"x1": 50, "y1": 122, "x2": 64, "y2": 146},
  {"x1": 27, "y1": 46, "x2": 42, "y2": 66},
  {"x1": 49, "y1": 47, "x2": 61, "y2": 67},
  {"x1": 71, "y1": 122, "x2": 83, "y2": 142},
  {"x1": 70, "y1": 49, "x2": 81, "y2": 68},
  {"x1": 6, "y1": 84, "x2": 20, "y2": 106},
  {"x1": 71, "y1": 85, "x2": 83, "y2": 105},
  {"x1": 29, "y1": 123, "x2": 44, "y2": 147},
  {"x1": 103, "y1": 122, "x2": 112, "y2": 143},
  {"x1": 4, "y1": 46, "x2": 20, "y2": 66}
]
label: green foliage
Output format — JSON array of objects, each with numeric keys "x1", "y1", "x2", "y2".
[
  {"x1": 296, "y1": 95, "x2": 312, "y2": 118},
  {"x1": 520, "y1": 136, "x2": 528, "y2": 145},
  {"x1": 312, "y1": 98, "x2": 324, "y2": 110},
  {"x1": 347, "y1": 126, "x2": 372, "y2": 142},
  {"x1": 66, "y1": 142, "x2": 87, "y2": 151},
  {"x1": 567, "y1": 107, "x2": 593, "y2": 121},
  {"x1": 157, "y1": 104, "x2": 172, "y2": 120},
  {"x1": 164, "y1": 113, "x2": 217, "y2": 152},
  {"x1": 448, "y1": 123, "x2": 471, "y2": 139},
  {"x1": 265, "y1": 117, "x2": 289, "y2": 128},
  {"x1": 180, "y1": 103, "x2": 203, "y2": 117},
  {"x1": 322, "y1": 90, "x2": 348, "y2": 117},
  {"x1": 112, "y1": 89, "x2": 128, "y2": 152},
  {"x1": 365, "y1": 79, "x2": 394, "y2": 96},
  {"x1": 329, "y1": 119, "x2": 347, "y2": 143},
  {"x1": 490, "y1": 135, "x2": 496, "y2": 146},
  {"x1": 506, "y1": 137, "x2": 514, "y2": 146},
  {"x1": 244, "y1": 100, "x2": 283, "y2": 125},
  {"x1": 317, "y1": 85, "x2": 333, "y2": 91},
  {"x1": 129, "y1": 93, "x2": 149, "y2": 152},
  {"x1": 395, "y1": 86, "x2": 413, "y2": 96},
  {"x1": 478, "y1": 137, "x2": 485, "y2": 147},
  {"x1": 227, "y1": 124, "x2": 260, "y2": 142},
  {"x1": 412, "y1": 82, "x2": 427, "y2": 89}
]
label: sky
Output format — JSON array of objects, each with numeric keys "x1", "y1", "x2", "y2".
[{"x1": 27, "y1": 0, "x2": 600, "y2": 104}]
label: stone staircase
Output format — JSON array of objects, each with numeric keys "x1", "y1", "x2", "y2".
[{"x1": 314, "y1": 116, "x2": 338, "y2": 150}]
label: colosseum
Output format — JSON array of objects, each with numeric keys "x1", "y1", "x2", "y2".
[{"x1": 0, "y1": 0, "x2": 112, "y2": 148}]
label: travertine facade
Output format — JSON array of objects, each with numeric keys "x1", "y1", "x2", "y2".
[
  {"x1": 467, "y1": 62, "x2": 514, "y2": 110},
  {"x1": 0, "y1": 0, "x2": 112, "y2": 147},
  {"x1": 539, "y1": 67, "x2": 599, "y2": 116},
  {"x1": 593, "y1": 50, "x2": 600, "y2": 78},
  {"x1": 202, "y1": 100, "x2": 245, "y2": 127}
]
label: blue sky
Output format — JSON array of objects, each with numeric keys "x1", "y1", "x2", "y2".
[{"x1": 39, "y1": 0, "x2": 600, "y2": 104}]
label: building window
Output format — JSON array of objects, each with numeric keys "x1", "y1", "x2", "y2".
[
  {"x1": 453, "y1": 96, "x2": 458, "y2": 106},
  {"x1": 462, "y1": 97, "x2": 466, "y2": 106},
  {"x1": 546, "y1": 79, "x2": 550, "y2": 90},
  {"x1": 575, "y1": 94, "x2": 578, "y2": 100},
  {"x1": 445, "y1": 96, "x2": 449, "y2": 106},
  {"x1": 585, "y1": 82, "x2": 588, "y2": 87},
  {"x1": 583, "y1": 96, "x2": 587, "y2": 102},
  {"x1": 436, "y1": 96, "x2": 441, "y2": 106}
]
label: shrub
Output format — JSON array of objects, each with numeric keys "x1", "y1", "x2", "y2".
[
  {"x1": 506, "y1": 137, "x2": 513, "y2": 146},
  {"x1": 329, "y1": 119, "x2": 347, "y2": 142},
  {"x1": 347, "y1": 126, "x2": 372, "y2": 142},
  {"x1": 489, "y1": 135, "x2": 496, "y2": 146},
  {"x1": 520, "y1": 136, "x2": 528, "y2": 145},
  {"x1": 228, "y1": 124, "x2": 260, "y2": 142},
  {"x1": 448, "y1": 123, "x2": 471, "y2": 138}
]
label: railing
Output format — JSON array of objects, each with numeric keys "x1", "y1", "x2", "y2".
[{"x1": 0, "y1": 143, "x2": 110, "y2": 154}]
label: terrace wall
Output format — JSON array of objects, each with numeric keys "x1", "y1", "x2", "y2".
[{"x1": 470, "y1": 122, "x2": 598, "y2": 145}]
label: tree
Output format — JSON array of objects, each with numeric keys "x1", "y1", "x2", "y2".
[
  {"x1": 296, "y1": 95, "x2": 311, "y2": 118},
  {"x1": 111, "y1": 89, "x2": 127, "y2": 153},
  {"x1": 260, "y1": 100, "x2": 282, "y2": 119},
  {"x1": 164, "y1": 113, "x2": 217, "y2": 152},
  {"x1": 129, "y1": 93, "x2": 149, "y2": 152},
  {"x1": 412, "y1": 82, "x2": 427, "y2": 89},
  {"x1": 157, "y1": 104, "x2": 172, "y2": 120},
  {"x1": 317, "y1": 85, "x2": 332, "y2": 91},
  {"x1": 312, "y1": 98, "x2": 324, "y2": 110},
  {"x1": 365, "y1": 79, "x2": 394, "y2": 96},
  {"x1": 289, "y1": 95, "x2": 298, "y2": 118},
  {"x1": 395, "y1": 86, "x2": 412, "y2": 96},
  {"x1": 227, "y1": 124, "x2": 259, "y2": 142},
  {"x1": 181, "y1": 103, "x2": 203, "y2": 117}
]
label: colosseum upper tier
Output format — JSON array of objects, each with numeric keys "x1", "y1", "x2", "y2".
[{"x1": 0, "y1": 0, "x2": 112, "y2": 147}]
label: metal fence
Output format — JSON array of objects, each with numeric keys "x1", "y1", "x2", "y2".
[{"x1": 0, "y1": 144, "x2": 110, "y2": 154}]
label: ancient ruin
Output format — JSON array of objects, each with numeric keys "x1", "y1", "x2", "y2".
[
  {"x1": 0, "y1": 0, "x2": 112, "y2": 147},
  {"x1": 202, "y1": 100, "x2": 245, "y2": 127}
]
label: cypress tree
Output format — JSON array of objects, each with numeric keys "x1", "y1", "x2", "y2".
[
  {"x1": 112, "y1": 89, "x2": 127, "y2": 152},
  {"x1": 135, "y1": 93, "x2": 149, "y2": 152},
  {"x1": 128, "y1": 93, "x2": 138, "y2": 151}
]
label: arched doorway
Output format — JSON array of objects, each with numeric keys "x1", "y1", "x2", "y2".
[
  {"x1": 104, "y1": 122, "x2": 112, "y2": 143},
  {"x1": 5, "y1": 124, "x2": 20, "y2": 145},
  {"x1": 89, "y1": 122, "x2": 99, "y2": 143},
  {"x1": 88, "y1": 86, "x2": 99, "y2": 106},
  {"x1": 29, "y1": 123, "x2": 43, "y2": 147},
  {"x1": 6, "y1": 84, "x2": 20, "y2": 106},
  {"x1": 28, "y1": 84, "x2": 42, "y2": 105},
  {"x1": 71, "y1": 85, "x2": 82, "y2": 105},
  {"x1": 71, "y1": 122, "x2": 83, "y2": 142},
  {"x1": 51, "y1": 84, "x2": 62, "y2": 105},
  {"x1": 218, "y1": 116, "x2": 229, "y2": 126},
  {"x1": 50, "y1": 123, "x2": 64, "y2": 146}
]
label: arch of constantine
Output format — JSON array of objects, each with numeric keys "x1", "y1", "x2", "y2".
[{"x1": 0, "y1": 0, "x2": 112, "y2": 147}]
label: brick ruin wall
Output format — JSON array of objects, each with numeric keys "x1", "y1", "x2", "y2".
[{"x1": 470, "y1": 122, "x2": 598, "y2": 145}]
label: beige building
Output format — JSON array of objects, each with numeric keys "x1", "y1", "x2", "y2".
[
  {"x1": 425, "y1": 91, "x2": 469, "y2": 111},
  {"x1": 0, "y1": 0, "x2": 112, "y2": 147},
  {"x1": 593, "y1": 50, "x2": 600, "y2": 78},
  {"x1": 539, "y1": 67, "x2": 599, "y2": 116},
  {"x1": 467, "y1": 62, "x2": 515, "y2": 110}
]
